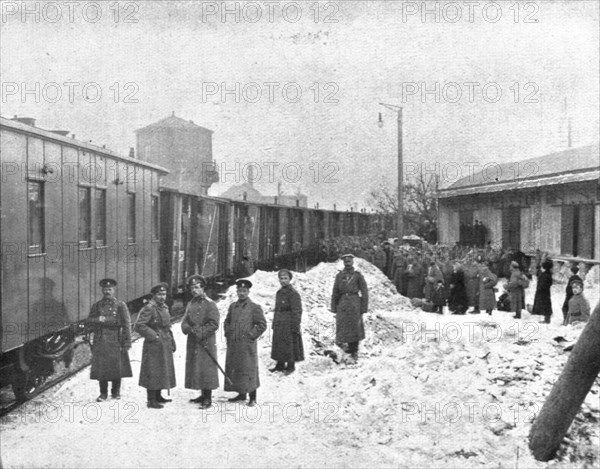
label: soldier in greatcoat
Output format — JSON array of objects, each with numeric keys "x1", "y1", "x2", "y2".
[
  {"x1": 465, "y1": 262, "x2": 481, "y2": 314},
  {"x1": 181, "y1": 274, "x2": 220, "y2": 409},
  {"x1": 224, "y1": 279, "x2": 267, "y2": 407},
  {"x1": 505, "y1": 261, "x2": 530, "y2": 319},
  {"x1": 331, "y1": 254, "x2": 369, "y2": 362},
  {"x1": 86, "y1": 278, "x2": 132, "y2": 401},
  {"x1": 405, "y1": 255, "x2": 424, "y2": 299},
  {"x1": 270, "y1": 269, "x2": 304, "y2": 374},
  {"x1": 478, "y1": 263, "x2": 498, "y2": 316},
  {"x1": 135, "y1": 283, "x2": 176, "y2": 409},
  {"x1": 565, "y1": 280, "x2": 591, "y2": 325}
]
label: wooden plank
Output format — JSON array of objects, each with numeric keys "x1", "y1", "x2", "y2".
[
  {"x1": 116, "y1": 161, "x2": 128, "y2": 300},
  {"x1": 105, "y1": 157, "x2": 118, "y2": 293},
  {"x1": 578, "y1": 204, "x2": 594, "y2": 259}
]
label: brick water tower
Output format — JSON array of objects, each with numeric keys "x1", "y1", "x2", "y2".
[{"x1": 135, "y1": 113, "x2": 219, "y2": 195}]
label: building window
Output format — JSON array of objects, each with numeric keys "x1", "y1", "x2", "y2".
[
  {"x1": 95, "y1": 189, "x2": 107, "y2": 246},
  {"x1": 151, "y1": 195, "x2": 159, "y2": 241},
  {"x1": 79, "y1": 187, "x2": 92, "y2": 248},
  {"x1": 128, "y1": 192, "x2": 136, "y2": 244},
  {"x1": 28, "y1": 181, "x2": 45, "y2": 253}
]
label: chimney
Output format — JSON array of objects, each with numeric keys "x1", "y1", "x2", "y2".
[
  {"x1": 129, "y1": 147, "x2": 135, "y2": 158},
  {"x1": 12, "y1": 116, "x2": 36, "y2": 126}
]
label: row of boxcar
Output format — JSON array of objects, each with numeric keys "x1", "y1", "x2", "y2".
[{"x1": 0, "y1": 116, "x2": 374, "y2": 401}]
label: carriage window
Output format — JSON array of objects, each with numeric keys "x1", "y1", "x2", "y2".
[
  {"x1": 79, "y1": 187, "x2": 92, "y2": 248},
  {"x1": 151, "y1": 195, "x2": 159, "y2": 241},
  {"x1": 95, "y1": 189, "x2": 106, "y2": 246},
  {"x1": 128, "y1": 192, "x2": 136, "y2": 244},
  {"x1": 28, "y1": 181, "x2": 45, "y2": 253}
]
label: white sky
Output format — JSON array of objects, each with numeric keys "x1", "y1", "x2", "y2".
[{"x1": 2, "y1": 1, "x2": 598, "y2": 209}]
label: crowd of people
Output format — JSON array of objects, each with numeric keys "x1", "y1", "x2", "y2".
[
  {"x1": 318, "y1": 234, "x2": 592, "y2": 326},
  {"x1": 85, "y1": 236, "x2": 591, "y2": 410},
  {"x1": 85, "y1": 256, "x2": 369, "y2": 410}
]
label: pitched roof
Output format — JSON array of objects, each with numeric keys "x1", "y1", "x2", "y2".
[
  {"x1": 438, "y1": 144, "x2": 599, "y2": 198},
  {"x1": 135, "y1": 114, "x2": 213, "y2": 133}
]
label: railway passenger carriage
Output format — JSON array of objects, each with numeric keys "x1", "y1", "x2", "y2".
[{"x1": 0, "y1": 117, "x2": 168, "y2": 400}]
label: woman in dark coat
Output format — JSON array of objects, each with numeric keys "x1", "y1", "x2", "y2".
[
  {"x1": 532, "y1": 259, "x2": 554, "y2": 323},
  {"x1": 270, "y1": 269, "x2": 304, "y2": 374},
  {"x1": 224, "y1": 279, "x2": 267, "y2": 407},
  {"x1": 448, "y1": 263, "x2": 468, "y2": 314},
  {"x1": 135, "y1": 283, "x2": 176, "y2": 409},
  {"x1": 87, "y1": 278, "x2": 132, "y2": 402},
  {"x1": 181, "y1": 274, "x2": 220, "y2": 409}
]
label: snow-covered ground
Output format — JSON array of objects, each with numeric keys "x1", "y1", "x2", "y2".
[{"x1": 1, "y1": 259, "x2": 598, "y2": 468}]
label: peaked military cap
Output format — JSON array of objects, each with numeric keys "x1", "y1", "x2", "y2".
[
  {"x1": 187, "y1": 274, "x2": 206, "y2": 288},
  {"x1": 278, "y1": 268, "x2": 293, "y2": 280},
  {"x1": 151, "y1": 282, "x2": 168, "y2": 294},
  {"x1": 341, "y1": 253, "x2": 354, "y2": 259},
  {"x1": 236, "y1": 278, "x2": 253, "y2": 289},
  {"x1": 99, "y1": 278, "x2": 117, "y2": 288}
]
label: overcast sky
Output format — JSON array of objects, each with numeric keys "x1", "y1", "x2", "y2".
[{"x1": 2, "y1": 1, "x2": 598, "y2": 209}]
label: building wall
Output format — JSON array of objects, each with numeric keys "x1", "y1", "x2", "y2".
[{"x1": 438, "y1": 180, "x2": 599, "y2": 261}]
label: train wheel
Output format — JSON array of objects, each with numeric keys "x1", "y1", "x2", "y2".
[{"x1": 35, "y1": 330, "x2": 71, "y2": 358}]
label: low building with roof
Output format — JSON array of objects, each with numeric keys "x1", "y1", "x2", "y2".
[{"x1": 437, "y1": 144, "x2": 600, "y2": 261}]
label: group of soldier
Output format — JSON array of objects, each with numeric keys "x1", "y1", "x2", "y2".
[{"x1": 86, "y1": 255, "x2": 370, "y2": 410}]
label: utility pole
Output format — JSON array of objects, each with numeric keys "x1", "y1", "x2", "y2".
[{"x1": 378, "y1": 103, "x2": 403, "y2": 240}]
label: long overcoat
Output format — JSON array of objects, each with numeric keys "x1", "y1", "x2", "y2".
[
  {"x1": 506, "y1": 270, "x2": 529, "y2": 313},
  {"x1": 224, "y1": 299, "x2": 267, "y2": 393},
  {"x1": 87, "y1": 297, "x2": 132, "y2": 381},
  {"x1": 271, "y1": 285, "x2": 305, "y2": 363},
  {"x1": 448, "y1": 269, "x2": 468, "y2": 312},
  {"x1": 331, "y1": 268, "x2": 369, "y2": 343},
  {"x1": 532, "y1": 270, "x2": 553, "y2": 318},
  {"x1": 424, "y1": 264, "x2": 444, "y2": 302},
  {"x1": 566, "y1": 294, "x2": 591, "y2": 325},
  {"x1": 478, "y1": 266, "x2": 498, "y2": 311},
  {"x1": 135, "y1": 300, "x2": 176, "y2": 390},
  {"x1": 465, "y1": 264, "x2": 480, "y2": 308},
  {"x1": 181, "y1": 296, "x2": 220, "y2": 390},
  {"x1": 405, "y1": 263, "x2": 424, "y2": 299},
  {"x1": 562, "y1": 274, "x2": 583, "y2": 314}
]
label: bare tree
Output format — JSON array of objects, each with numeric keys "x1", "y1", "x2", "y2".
[{"x1": 368, "y1": 171, "x2": 438, "y2": 236}]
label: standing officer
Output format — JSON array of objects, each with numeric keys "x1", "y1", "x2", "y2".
[
  {"x1": 224, "y1": 279, "x2": 267, "y2": 407},
  {"x1": 270, "y1": 269, "x2": 304, "y2": 374},
  {"x1": 331, "y1": 254, "x2": 369, "y2": 362},
  {"x1": 181, "y1": 274, "x2": 220, "y2": 409},
  {"x1": 135, "y1": 283, "x2": 176, "y2": 409},
  {"x1": 87, "y1": 278, "x2": 132, "y2": 401}
]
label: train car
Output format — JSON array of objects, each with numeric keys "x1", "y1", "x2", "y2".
[
  {"x1": 159, "y1": 185, "x2": 377, "y2": 295},
  {"x1": 0, "y1": 116, "x2": 168, "y2": 400}
]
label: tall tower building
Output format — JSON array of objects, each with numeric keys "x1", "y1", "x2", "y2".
[{"x1": 135, "y1": 113, "x2": 219, "y2": 195}]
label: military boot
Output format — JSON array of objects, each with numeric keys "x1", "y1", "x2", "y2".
[
  {"x1": 156, "y1": 390, "x2": 172, "y2": 403},
  {"x1": 147, "y1": 390, "x2": 164, "y2": 409},
  {"x1": 199, "y1": 389, "x2": 212, "y2": 409}
]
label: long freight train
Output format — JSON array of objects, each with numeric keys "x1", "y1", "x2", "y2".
[{"x1": 0, "y1": 116, "x2": 375, "y2": 402}]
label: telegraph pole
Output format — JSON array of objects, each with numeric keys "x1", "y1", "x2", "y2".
[{"x1": 378, "y1": 103, "x2": 403, "y2": 240}]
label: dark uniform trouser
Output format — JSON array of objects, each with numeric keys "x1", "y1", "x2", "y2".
[
  {"x1": 348, "y1": 341, "x2": 359, "y2": 354},
  {"x1": 100, "y1": 380, "x2": 121, "y2": 396}
]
